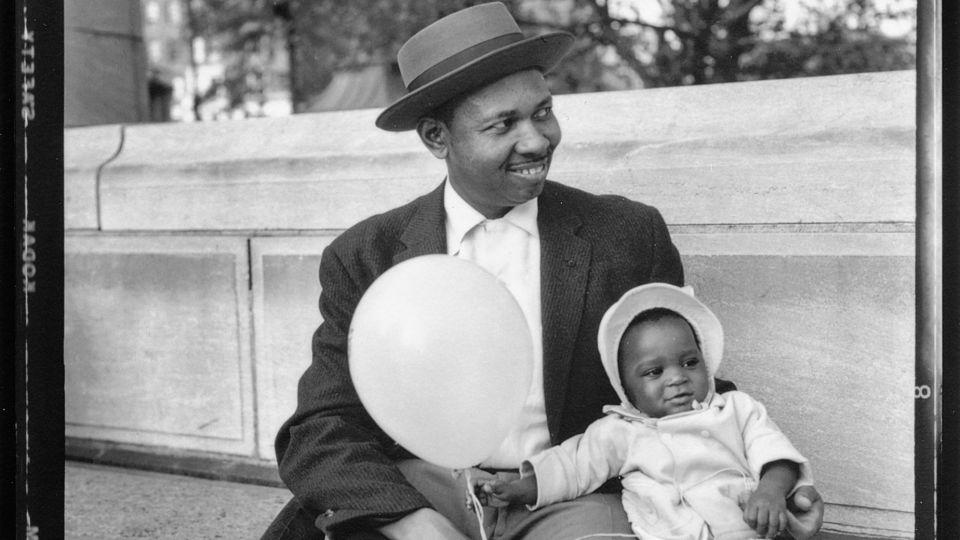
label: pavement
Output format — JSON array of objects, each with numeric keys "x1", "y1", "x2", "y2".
[
  {"x1": 64, "y1": 461, "x2": 884, "y2": 540},
  {"x1": 65, "y1": 461, "x2": 292, "y2": 539}
]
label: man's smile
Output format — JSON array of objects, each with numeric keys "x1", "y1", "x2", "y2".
[{"x1": 506, "y1": 156, "x2": 551, "y2": 179}]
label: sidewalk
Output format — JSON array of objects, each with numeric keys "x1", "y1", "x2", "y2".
[
  {"x1": 66, "y1": 461, "x2": 291, "y2": 539},
  {"x1": 65, "y1": 461, "x2": 889, "y2": 539}
]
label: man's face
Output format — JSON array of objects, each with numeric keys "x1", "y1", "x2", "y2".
[
  {"x1": 618, "y1": 316, "x2": 710, "y2": 418},
  {"x1": 440, "y1": 69, "x2": 561, "y2": 218}
]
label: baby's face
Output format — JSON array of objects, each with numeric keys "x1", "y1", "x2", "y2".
[{"x1": 618, "y1": 316, "x2": 710, "y2": 418}]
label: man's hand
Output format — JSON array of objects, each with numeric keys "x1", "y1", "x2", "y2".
[
  {"x1": 376, "y1": 508, "x2": 470, "y2": 540},
  {"x1": 476, "y1": 475, "x2": 538, "y2": 507},
  {"x1": 786, "y1": 485, "x2": 824, "y2": 540}
]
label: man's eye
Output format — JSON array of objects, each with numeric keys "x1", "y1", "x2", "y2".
[
  {"x1": 533, "y1": 107, "x2": 552, "y2": 119},
  {"x1": 488, "y1": 119, "x2": 513, "y2": 131}
]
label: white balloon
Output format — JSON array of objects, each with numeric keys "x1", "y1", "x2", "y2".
[{"x1": 349, "y1": 254, "x2": 533, "y2": 469}]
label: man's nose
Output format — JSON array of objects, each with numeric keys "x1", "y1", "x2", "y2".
[{"x1": 514, "y1": 121, "x2": 551, "y2": 155}]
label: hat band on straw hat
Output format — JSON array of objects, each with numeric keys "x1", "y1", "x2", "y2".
[
  {"x1": 376, "y1": 2, "x2": 573, "y2": 130},
  {"x1": 407, "y1": 32, "x2": 524, "y2": 91}
]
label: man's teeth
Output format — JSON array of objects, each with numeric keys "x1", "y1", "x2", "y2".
[{"x1": 511, "y1": 163, "x2": 546, "y2": 176}]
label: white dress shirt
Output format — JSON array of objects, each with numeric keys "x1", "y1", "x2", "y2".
[{"x1": 444, "y1": 180, "x2": 551, "y2": 468}]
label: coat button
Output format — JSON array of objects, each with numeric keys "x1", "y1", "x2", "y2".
[
  {"x1": 566, "y1": 259, "x2": 576, "y2": 267},
  {"x1": 323, "y1": 509, "x2": 335, "y2": 518},
  {"x1": 701, "y1": 430, "x2": 711, "y2": 438}
]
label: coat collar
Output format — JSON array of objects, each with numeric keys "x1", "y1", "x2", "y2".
[
  {"x1": 395, "y1": 182, "x2": 447, "y2": 265},
  {"x1": 602, "y1": 392, "x2": 725, "y2": 425}
]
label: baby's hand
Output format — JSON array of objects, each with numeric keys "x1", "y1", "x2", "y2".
[
  {"x1": 464, "y1": 479, "x2": 506, "y2": 510},
  {"x1": 475, "y1": 476, "x2": 538, "y2": 507},
  {"x1": 743, "y1": 487, "x2": 788, "y2": 538}
]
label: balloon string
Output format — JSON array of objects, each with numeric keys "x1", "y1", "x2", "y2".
[
  {"x1": 461, "y1": 469, "x2": 634, "y2": 540},
  {"x1": 463, "y1": 468, "x2": 489, "y2": 540}
]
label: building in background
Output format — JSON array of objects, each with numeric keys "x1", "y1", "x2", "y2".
[
  {"x1": 64, "y1": 0, "x2": 150, "y2": 127},
  {"x1": 142, "y1": 0, "x2": 194, "y2": 121},
  {"x1": 141, "y1": 0, "x2": 244, "y2": 122},
  {"x1": 65, "y1": 0, "x2": 293, "y2": 126}
]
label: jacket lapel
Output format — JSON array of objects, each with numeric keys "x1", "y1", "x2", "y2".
[
  {"x1": 395, "y1": 182, "x2": 447, "y2": 264},
  {"x1": 538, "y1": 185, "x2": 592, "y2": 443}
]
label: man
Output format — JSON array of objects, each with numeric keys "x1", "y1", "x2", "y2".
[{"x1": 265, "y1": 3, "x2": 823, "y2": 539}]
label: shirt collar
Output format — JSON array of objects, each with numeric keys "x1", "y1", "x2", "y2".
[{"x1": 443, "y1": 179, "x2": 540, "y2": 251}]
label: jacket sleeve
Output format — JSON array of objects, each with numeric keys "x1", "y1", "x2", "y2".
[
  {"x1": 274, "y1": 242, "x2": 431, "y2": 535},
  {"x1": 522, "y1": 416, "x2": 629, "y2": 509},
  {"x1": 733, "y1": 392, "x2": 815, "y2": 491},
  {"x1": 645, "y1": 205, "x2": 684, "y2": 287}
]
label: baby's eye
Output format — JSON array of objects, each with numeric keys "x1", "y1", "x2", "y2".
[
  {"x1": 682, "y1": 358, "x2": 700, "y2": 369},
  {"x1": 642, "y1": 368, "x2": 662, "y2": 378}
]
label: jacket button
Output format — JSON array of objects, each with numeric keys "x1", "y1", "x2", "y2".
[
  {"x1": 323, "y1": 509, "x2": 335, "y2": 518},
  {"x1": 566, "y1": 259, "x2": 576, "y2": 267},
  {"x1": 701, "y1": 430, "x2": 711, "y2": 438}
]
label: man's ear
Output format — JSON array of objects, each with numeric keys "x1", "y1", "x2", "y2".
[{"x1": 417, "y1": 117, "x2": 448, "y2": 159}]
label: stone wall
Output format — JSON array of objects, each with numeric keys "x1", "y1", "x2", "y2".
[{"x1": 64, "y1": 70, "x2": 916, "y2": 537}]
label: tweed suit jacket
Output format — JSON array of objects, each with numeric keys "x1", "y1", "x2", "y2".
[{"x1": 274, "y1": 179, "x2": 684, "y2": 535}]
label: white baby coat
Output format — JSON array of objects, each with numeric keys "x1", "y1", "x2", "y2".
[{"x1": 523, "y1": 391, "x2": 814, "y2": 540}]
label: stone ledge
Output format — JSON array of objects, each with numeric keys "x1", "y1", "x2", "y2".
[
  {"x1": 64, "y1": 124, "x2": 122, "y2": 229},
  {"x1": 73, "y1": 70, "x2": 915, "y2": 232},
  {"x1": 66, "y1": 437, "x2": 282, "y2": 488}
]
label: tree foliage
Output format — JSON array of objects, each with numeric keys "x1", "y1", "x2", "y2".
[
  {"x1": 517, "y1": 0, "x2": 915, "y2": 91},
  {"x1": 287, "y1": 0, "x2": 501, "y2": 106},
  {"x1": 738, "y1": 0, "x2": 916, "y2": 80},
  {"x1": 187, "y1": 0, "x2": 285, "y2": 112},
  {"x1": 186, "y1": 0, "x2": 916, "y2": 116}
]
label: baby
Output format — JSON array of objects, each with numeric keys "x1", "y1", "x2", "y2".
[{"x1": 479, "y1": 283, "x2": 815, "y2": 539}]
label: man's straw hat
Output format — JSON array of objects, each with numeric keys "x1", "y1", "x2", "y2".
[{"x1": 375, "y1": 2, "x2": 573, "y2": 131}]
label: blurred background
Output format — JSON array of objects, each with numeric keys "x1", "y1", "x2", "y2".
[{"x1": 65, "y1": 0, "x2": 916, "y2": 126}]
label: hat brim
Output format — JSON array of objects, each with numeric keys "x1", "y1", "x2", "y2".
[{"x1": 375, "y1": 32, "x2": 574, "y2": 131}]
